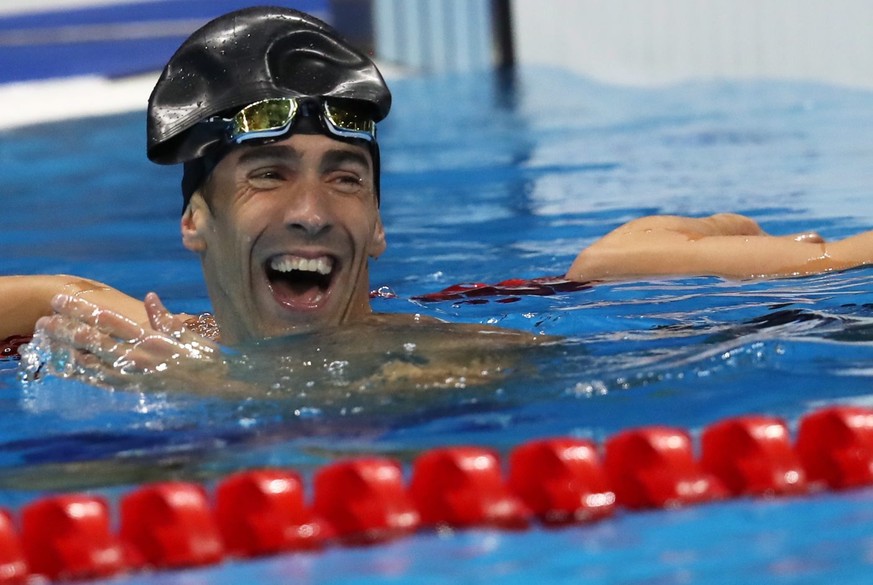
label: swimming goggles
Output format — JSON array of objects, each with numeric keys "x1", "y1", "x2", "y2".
[{"x1": 227, "y1": 97, "x2": 377, "y2": 144}]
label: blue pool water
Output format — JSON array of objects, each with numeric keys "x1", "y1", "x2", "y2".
[{"x1": 3, "y1": 68, "x2": 873, "y2": 583}]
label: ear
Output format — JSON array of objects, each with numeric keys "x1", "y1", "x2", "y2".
[
  {"x1": 368, "y1": 215, "x2": 387, "y2": 258},
  {"x1": 181, "y1": 193, "x2": 210, "y2": 253}
]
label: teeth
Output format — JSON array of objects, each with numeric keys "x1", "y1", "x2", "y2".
[{"x1": 270, "y1": 255, "x2": 333, "y2": 275}]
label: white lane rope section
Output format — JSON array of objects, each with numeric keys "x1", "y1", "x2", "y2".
[{"x1": 0, "y1": 74, "x2": 158, "y2": 131}]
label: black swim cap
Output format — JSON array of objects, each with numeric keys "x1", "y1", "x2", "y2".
[{"x1": 146, "y1": 6, "x2": 390, "y2": 203}]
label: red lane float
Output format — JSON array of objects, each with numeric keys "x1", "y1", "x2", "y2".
[
  {"x1": 410, "y1": 447, "x2": 530, "y2": 529},
  {"x1": 796, "y1": 406, "x2": 873, "y2": 489},
  {"x1": 1, "y1": 405, "x2": 873, "y2": 583},
  {"x1": 312, "y1": 458, "x2": 420, "y2": 543},
  {"x1": 21, "y1": 495, "x2": 123, "y2": 581},
  {"x1": 701, "y1": 416, "x2": 807, "y2": 496},
  {"x1": 215, "y1": 469, "x2": 329, "y2": 556},
  {"x1": 0, "y1": 509, "x2": 27, "y2": 585},
  {"x1": 120, "y1": 482, "x2": 223, "y2": 569},
  {"x1": 604, "y1": 427, "x2": 726, "y2": 508},
  {"x1": 508, "y1": 438, "x2": 615, "y2": 524}
]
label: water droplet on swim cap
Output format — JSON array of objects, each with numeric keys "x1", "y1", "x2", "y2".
[{"x1": 147, "y1": 6, "x2": 391, "y2": 165}]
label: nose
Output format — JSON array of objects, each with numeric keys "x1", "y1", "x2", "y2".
[{"x1": 281, "y1": 178, "x2": 333, "y2": 237}]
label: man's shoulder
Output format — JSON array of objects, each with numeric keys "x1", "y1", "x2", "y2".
[
  {"x1": 364, "y1": 312, "x2": 444, "y2": 326},
  {"x1": 364, "y1": 312, "x2": 551, "y2": 344}
]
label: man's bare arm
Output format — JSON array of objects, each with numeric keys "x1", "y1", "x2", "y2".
[
  {"x1": 566, "y1": 213, "x2": 873, "y2": 282},
  {"x1": 0, "y1": 275, "x2": 148, "y2": 339}
]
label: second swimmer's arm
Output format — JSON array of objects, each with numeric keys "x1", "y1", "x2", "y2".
[{"x1": 566, "y1": 214, "x2": 873, "y2": 282}]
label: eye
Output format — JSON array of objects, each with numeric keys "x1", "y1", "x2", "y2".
[
  {"x1": 328, "y1": 171, "x2": 367, "y2": 194},
  {"x1": 247, "y1": 167, "x2": 286, "y2": 189}
]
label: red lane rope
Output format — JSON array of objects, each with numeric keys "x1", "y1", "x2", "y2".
[
  {"x1": 368, "y1": 277, "x2": 594, "y2": 304},
  {"x1": 0, "y1": 336, "x2": 31, "y2": 361},
  {"x1": 2, "y1": 406, "x2": 872, "y2": 583}
]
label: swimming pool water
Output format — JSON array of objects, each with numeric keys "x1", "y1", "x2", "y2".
[{"x1": 3, "y1": 68, "x2": 873, "y2": 583}]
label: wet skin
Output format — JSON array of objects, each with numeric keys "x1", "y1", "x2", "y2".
[{"x1": 181, "y1": 133, "x2": 387, "y2": 345}]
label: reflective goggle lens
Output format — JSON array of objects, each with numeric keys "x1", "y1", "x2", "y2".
[
  {"x1": 231, "y1": 99, "x2": 297, "y2": 139},
  {"x1": 228, "y1": 98, "x2": 375, "y2": 143},
  {"x1": 323, "y1": 101, "x2": 376, "y2": 138}
]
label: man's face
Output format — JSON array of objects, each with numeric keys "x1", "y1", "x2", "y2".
[{"x1": 181, "y1": 133, "x2": 386, "y2": 344}]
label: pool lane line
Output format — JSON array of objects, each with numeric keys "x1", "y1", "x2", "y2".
[
  {"x1": 0, "y1": 19, "x2": 206, "y2": 46},
  {"x1": 0, "y1": 405, "x2": 870, "y2": 582}
]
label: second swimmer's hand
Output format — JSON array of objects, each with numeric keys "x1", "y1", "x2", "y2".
[
  {"x1": 34, "y1": 292, "x2": 228, "y2": 391},
  {"x1": 566, "y1": 213, "x2": 832, "y2": 282}
]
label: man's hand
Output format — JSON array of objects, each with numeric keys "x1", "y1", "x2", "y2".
[
  {"x1": 565, "y1": 213, "x2": 848, "y2": 282},
  {"x1": 33, "y1": 292, "x2": 228, "y2": 391}
]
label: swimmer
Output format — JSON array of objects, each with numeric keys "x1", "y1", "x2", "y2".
[
  {"x1": 8, "y1": 7, "x2": 545, "y2": 390},
  {"x1": 3, "y1": 7, "x2": 873, "y2": 388}
]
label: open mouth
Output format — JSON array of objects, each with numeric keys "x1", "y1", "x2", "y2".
[{"x1": 265, "y1": 254, "x2": 336, "y2": 309}]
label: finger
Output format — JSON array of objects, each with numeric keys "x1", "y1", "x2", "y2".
[
  {"x1": 51, "y1": 294, "x2": 145, "y2": 341},
  {"x1": 66, "y1": 348, "x2": 111, "y2": 383},
  {"x1": 71, "y1": 323, "x2": 123, "y2": 362},
  {"x1": 32, "y1": 319, "x2": 115, "y2": 384},
  {"x1": 123, "y1": 331, "x2": 213, "y2": 372},
  {"x1": 68, "y1": 347, "x2": 133, "y2": 388},
  {"x1": 144, "y1": 295, "x2": 219, "y2": 351},
  {"x1": 145, "y1": 293, "x2": 197, "y2": 343},
  {"x1": 36, "y1": 314, "x2": 88, "y2": 350},
  {"x1": 37, "y1": 314, "x2": 121, "y2": 364},
  {"x1": 145, "y1": 292, "x2": 178, "y2": 335}
]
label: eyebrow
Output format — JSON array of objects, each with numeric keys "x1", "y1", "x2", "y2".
[
  {"x1": 236, "y1": 144, "x2": 301, "y2": 167},
  {"x1": 234, "y1": 144, "x2": 371, "y2": 174},
  {"x1": 319, "y1": 148, "x2": 372, "y2": 175}
]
